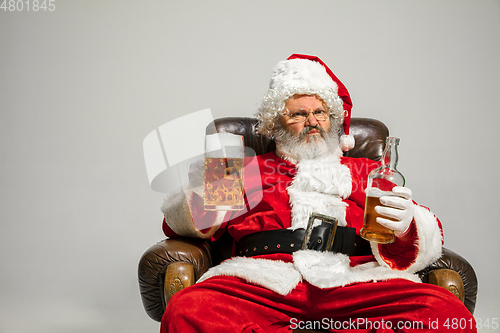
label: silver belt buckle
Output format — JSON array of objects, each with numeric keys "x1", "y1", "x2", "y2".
[{"x1": 301, "y1": 213, "x2": 338, "y2": 251}]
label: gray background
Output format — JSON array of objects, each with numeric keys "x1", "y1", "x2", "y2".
[{"x1": 1, "y1": 1, "x2": 499, "y2": 332}]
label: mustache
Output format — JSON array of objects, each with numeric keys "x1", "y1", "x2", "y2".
[{"x1": 299, "y1": 125, "x2": 326, "y2": 140}]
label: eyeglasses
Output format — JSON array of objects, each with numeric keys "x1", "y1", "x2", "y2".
[{"x1": 283, "y1": 108, "x2": 329, "y2": 123}]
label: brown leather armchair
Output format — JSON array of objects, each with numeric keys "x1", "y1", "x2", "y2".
[{"x1": 138, "y1": 117, "x2": 478, "y2": 327}]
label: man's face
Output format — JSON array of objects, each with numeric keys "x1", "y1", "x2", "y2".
[{"x1": 280, "y1": 95, "x2": 331, "y2": 143}]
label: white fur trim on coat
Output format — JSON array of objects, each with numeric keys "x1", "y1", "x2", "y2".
[
  {"x1": 197, "y1": 257, "x2": 302, "y2": 296},
  {"x1": 197, "y1": 250, "x2": 422, "y2": 295},
  {"x1": 371, "y1": 205, "x2": 443, "y2": 273},
  {"x1": 287, "y1": 150, "x2": 351, "y2": 229},
  {"x1": 293, "y1": 250, "x2": 421, "y2": 289}
]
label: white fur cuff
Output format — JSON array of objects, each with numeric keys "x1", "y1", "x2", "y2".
[
  {"x1": 371, "y1": 205, "x2": 443, "y2": 273},
  {"x1": 161, "y1": 189, "x2": 222, "y2": 239}
]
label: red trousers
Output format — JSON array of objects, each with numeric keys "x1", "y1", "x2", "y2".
[{"x1": 160, "y1": 276, "x2": 476, "y2": 333}]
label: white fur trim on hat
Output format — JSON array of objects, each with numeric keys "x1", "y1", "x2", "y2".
[
  {"x1": 268, "y1": 58, "x2": 345, "y2": 116},
  {"x1": 340, "y1": 134, "x2": 355, "y2": 151},
  {"x1": 270, "y1": 59, "x2": 338, "y2": 94},
  {"x1": 256, "y1": 59, "x2": 345, "y2": 137}
]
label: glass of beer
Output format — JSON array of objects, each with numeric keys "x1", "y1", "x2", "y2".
[{"x1": 203, "y1": 132, "x2": 245, "y2": 211}]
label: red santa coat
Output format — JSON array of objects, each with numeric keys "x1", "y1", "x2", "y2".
[
  {"x1": 162, "y1": 150, "x2": 444, "y2": 295},
  {"x1": 160, "y1": 151, "x2": 477, "y2": 333}
]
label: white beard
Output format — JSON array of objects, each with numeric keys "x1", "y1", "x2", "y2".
[
  {"x1": 274, "y1": 123, "x2": 340, "y2": 164},
  {"x1": 273, "y1": 122, "x2": 350, "y2": 229}
]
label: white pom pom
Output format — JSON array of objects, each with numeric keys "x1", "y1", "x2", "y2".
[{"x1": 340, "y1": 134, "x2": 355, "y2": 151}]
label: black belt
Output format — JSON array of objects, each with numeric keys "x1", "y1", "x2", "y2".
[{"x1": 236, "y1": 221, "x2": 372, "y2": 257}]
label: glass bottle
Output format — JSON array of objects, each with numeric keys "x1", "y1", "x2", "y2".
[{"x1": 360, "y1": 137, "x2": 405, "y2": 244}]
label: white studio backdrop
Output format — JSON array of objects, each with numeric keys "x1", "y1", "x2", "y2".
[{"x1": 0, "y1": 1, "x2": 498, "y2": 332}]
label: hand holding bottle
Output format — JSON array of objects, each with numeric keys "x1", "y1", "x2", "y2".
[{"x1": 375, "y1": 186, "x2": 414, "y2": 238}]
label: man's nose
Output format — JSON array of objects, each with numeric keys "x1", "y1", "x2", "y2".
[{"x1": 305, "y1": 112, "x2": 319, "y2": 126}]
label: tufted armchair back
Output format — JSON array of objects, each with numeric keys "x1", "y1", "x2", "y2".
[{"x1": 206, "y1": 117, "x2": 389, "y2": 161}]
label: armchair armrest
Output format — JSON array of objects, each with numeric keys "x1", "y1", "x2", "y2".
[
  {"x1": 138, "y1": 238, "x2": 213, "y2": 322},
  {"x1": 417, "y1": 247, "x2": 478, "y2": 315},
  {"x1": 139, "y1": 241, "x2": 478, "y2": 321}
]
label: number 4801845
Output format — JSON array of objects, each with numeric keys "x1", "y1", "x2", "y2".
[{"x1": 1, "y1": 0, "x2": 56, "y2": 11}]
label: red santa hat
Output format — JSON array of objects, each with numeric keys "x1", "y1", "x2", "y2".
[{"x1": 259, "y1": 54, "x2": 354, "y2": 151}]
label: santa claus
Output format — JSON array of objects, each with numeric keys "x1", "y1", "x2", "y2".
[{"x1": 159, "y1": 54, "x2": 475, "y2": 332}]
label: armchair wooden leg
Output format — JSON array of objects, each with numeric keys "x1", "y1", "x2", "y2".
[
  {"x1": 164, "y1": 262, "x2": 195, "y2": 304},
  {"x1": 427, "y1": 268, "x2": 465, "y2": 302}
]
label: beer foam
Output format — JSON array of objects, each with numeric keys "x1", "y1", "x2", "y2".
[
  {"x1": 366, "y1": 187, "x2": 393, "y2": 198},
  {"x1": 205, "y1": 132, "x2": 244, "y2": 155}
]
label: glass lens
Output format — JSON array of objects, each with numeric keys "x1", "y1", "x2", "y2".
[{"x1": 287, "y1": 110, "x2": 328, "y2": 123}]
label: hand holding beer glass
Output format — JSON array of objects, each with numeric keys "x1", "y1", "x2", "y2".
[
  {"x1": 360, "y1": 137, "x2": 414, "y2": 243},
  {"x1": 203, "y1": 132, "x2": 245, "y2": 211}
]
